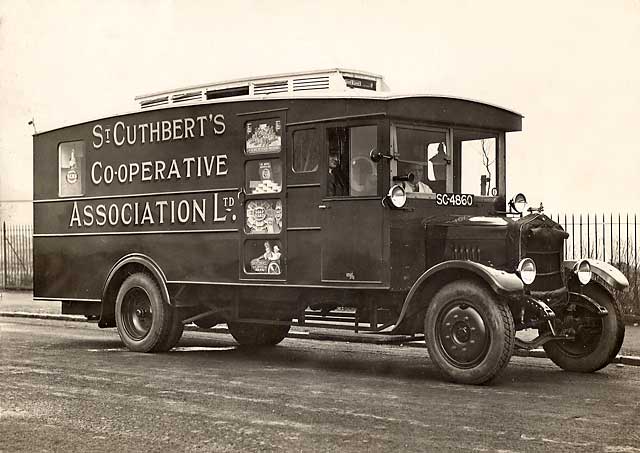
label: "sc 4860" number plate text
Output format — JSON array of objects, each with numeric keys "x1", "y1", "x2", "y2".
[{"x1": 435, "y1": 193, "x2": 474, "y2": 207}]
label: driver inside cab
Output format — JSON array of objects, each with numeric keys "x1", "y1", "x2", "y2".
[{"x1": 401, "y1": 165, "x2": 433, "y2": 194}]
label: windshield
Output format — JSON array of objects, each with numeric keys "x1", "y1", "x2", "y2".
[
  {"x1": 454, "y1": 130, "x2": 497, "y2": 197},
  {"x1": 394, "y1": 127, "x2": 449, "y2": 196},
  {"x1": 392, "y1": 125, "x2": 500, "y2": 198}
]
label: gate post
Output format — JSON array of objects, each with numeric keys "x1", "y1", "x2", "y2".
[{"x1": 3, "y1": 221, "x2": 6, "y2": 290}]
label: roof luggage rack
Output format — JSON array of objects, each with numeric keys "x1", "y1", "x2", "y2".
[{"x1": 135, "y1": 68, "x2": 385, "y2": 109}]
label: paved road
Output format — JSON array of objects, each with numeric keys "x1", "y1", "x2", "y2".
[{"x1": 2, "y1": 318, "x2": 640, "y2": 452}]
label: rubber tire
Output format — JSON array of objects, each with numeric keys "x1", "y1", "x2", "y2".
[
  {"x1": 424, "y1": 281, "x2": 515, "y2": 385},
  {"x1": 227, "y1": 321, "x2": 291, "y2": 346},
  {"x1": 115, "y1": 273, "x2": 184, "y2": 352},
  {"x1": 543, "y1": 284, "x2": 625, "y2": 372}
]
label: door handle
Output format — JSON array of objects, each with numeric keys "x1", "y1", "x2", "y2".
[{"x1": 318, "y1": 204, "x2": 329, "y2": 209}]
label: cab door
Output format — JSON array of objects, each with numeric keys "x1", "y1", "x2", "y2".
[{"x1": 320, "y1": 121, "x2": 386, "y2": 284}]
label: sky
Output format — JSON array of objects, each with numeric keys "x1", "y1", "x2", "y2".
[{"x1": 1, "y1": 0, "x2": 639, "y2": 223}]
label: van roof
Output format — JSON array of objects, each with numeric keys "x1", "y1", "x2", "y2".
[{"x1": 134, "y1": 68, "x2": 522, "y2": 117}]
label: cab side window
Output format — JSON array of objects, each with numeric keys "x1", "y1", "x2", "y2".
[
  {"x1": 292, "y1": 128, "x2": 319, "y2": 173},
  {"x1": 326, "y1": 125, "x2": 377, "y2": 197}
]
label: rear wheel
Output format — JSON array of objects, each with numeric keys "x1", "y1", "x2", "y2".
[
  {"x1": 424, "y1": 281, "x2": 515, "y2": 385},
  {"x1": 227, "y1": 321, "x2": 291, "y2": 346},
  {"x1": 115, "y1": 273, "x2": 183, "y2": 352},
  {"x1": 543, "y1": 284, "x2": 624, "y2": 372}
]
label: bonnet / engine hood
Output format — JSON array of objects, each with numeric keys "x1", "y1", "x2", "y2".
[{"x1": 422, "y1": 214, "x2": 512, "y2": 270}]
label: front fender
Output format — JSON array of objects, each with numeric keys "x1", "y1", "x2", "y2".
[
  {"x1": 390, "y1": 260, "x2": 524, "y2": 334},
  {"x1": 564, "y1": 259, "x2": 629, "y2": 291}
]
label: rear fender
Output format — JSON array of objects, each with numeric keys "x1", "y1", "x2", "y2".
[
  {"x1": 390, "y1": 260, "x2": 524, "y2": 334},
  {"x1": 98, "y1": 253, "x2": 170, "y2": 328}
]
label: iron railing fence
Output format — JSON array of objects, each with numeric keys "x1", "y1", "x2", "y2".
[
  {"x1": 1, "y1": 222, "x2": 33, "y2": 290},
  {"x1": 1, "y1": 215, "x2": 639, "y2": 312},
  {"x1": 552, "y1": 213, "x2": 639, "y2": 315}
]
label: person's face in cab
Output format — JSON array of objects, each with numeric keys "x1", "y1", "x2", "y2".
[{"x1": 329, "y1": 155, "x2": 339, "y2": 170}]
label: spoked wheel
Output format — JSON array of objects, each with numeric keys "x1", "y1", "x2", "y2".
[
  {"x1": 425, "y1": 281, "x2": 515, "y2": 385},
  {"x1": 115, "y1": 273, "x2": 184, "y2": 352},
  {"x1": 543, "y1": 284, "x2": 624, "y2": 372},
  {"x1": 227, "y1": 321, "x2": 291, "y2": 346}
]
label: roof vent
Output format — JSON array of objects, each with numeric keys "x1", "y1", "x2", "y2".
[
  {"x1": 206, "y1": 85, "x2": 249, "y2": 100},
  {"x1": 171, "y1": 91, "x2": 202, "y2": 103},
  {"x1": 293, "y1": 76, "x2": 330, "y2": 92},
  {"x1": 253, "y1": 80, "x2": 288, "y2": 95},
  {"x1": 140, "y1": 96, "x2": 169, "y2": 109}
]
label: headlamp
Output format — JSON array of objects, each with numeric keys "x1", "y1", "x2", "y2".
[
  {"x1": 517, "y1": 258, "x2": 537, "y2": 285},
  {"x1": 574, "y1": 260, "x2": 592, "y2": 285},
  {"x1": 386, "y1": 184, "x2": 406, "y2": 209},
  {"x1": 509, "y1": 193, "x2": 528, "y2": 214}
]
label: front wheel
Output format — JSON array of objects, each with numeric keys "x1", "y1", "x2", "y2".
[
  {"x1": 424, "y1": 281, "x2": 515, "y2": 385},
  {"x1": 115, "y1": 273, "x2": 184, "y2": 352},
  {"x1": 543, "y1": 284, "x2": 625, "y2": 372},
  {"x1": 227, "y1": 321, "x2": 291, "y2": 346}
]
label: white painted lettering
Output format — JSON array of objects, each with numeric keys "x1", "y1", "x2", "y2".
[
  {"x1": 216, "y1": 154, "x2": 228, "y2": 175},
  {"x1": 113, "y1": 121, "x2": 126, "y2": 147},
  {"x1": 92, "y1": 125, "x2": 104, "y2": 149},
  {"x1": 213, "y1": 193, "x2": 227, "y2": 222},
  {"x1": 173, "y1": 119, "x2": 183, "y2": 140},
  {"x1": 213, "y1": 114, "x2": 225, "y2": 135},
  {"x1": 108, "y1": 204, "x2": 119, "y2": 225},
  {"x1": 193, "y1": 198, "x2": 206, "y2": 223},
  {"x1": 141, "y1": 161, "x2": 153, "y2": 181},
  {"x1": 184, "y1": 118, "x2": 195, "y2": 138},
  {"x1": 103, "y1": 166, "x2": 114, "y2": 184},
  {"x1": 196, "y1": 116, "x2": 207, "y2": 137},
  {"x1": 69, "y1": 202, "x2": 82, "y2": 227},
  {"x1": 155, "y1": 200, "x2": 168, "y2": 224},
  {"x1": 126, "y1": 125, "x2": 136, "y2": 146},
  {"x1": 150, "y1": 122, "x2": 160, "y2": 142},
  {"x1": 96, "y1": 204, "x2": 107, "y2": 226},
  {"x1": 141, "y1": 203, "x2": 154, "y2": 225},
  {"x1": 121, "y1": 203, "x2": 133, "y2": 225},
  {"x1": 177, "y1": 200, "x2": 190, "y2": 223},
  {"x1": 167, "y1": 159, "x2": 181, "y2": 179},
  {"x1": 91, "y1": 162, "x2": 103, "y2": 184},
  {"x1": 155, "y1": 160, "x2": 166, "y2": 180},
  {"x1": 162, "y1": 120, "x2": 172, "y2": 141},
  {"x1": 83, "y1": 205, "x2": 94, "y2": 227}
]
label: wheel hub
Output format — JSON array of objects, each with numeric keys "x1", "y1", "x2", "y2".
[
  {"x1": 437, "y1": 303, "x2": 489, "y2": 367},
  {"x1": 122, "y1": 288, "x2": 153, "y2": 341}
]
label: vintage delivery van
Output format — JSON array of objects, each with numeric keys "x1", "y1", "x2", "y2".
[{"x1": 33, "y1": 69, "x2": 629, "y2": 384}]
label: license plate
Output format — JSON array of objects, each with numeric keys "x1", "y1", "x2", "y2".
[{"x1": 435, "y1": 193, "x2": 474, "y2": 207}]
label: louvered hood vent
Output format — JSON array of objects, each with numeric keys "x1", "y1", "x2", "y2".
[
  {"x1": 253, "y1": 80, "x2": 289, "y2": 95},
  {"x1": 293, "y1": 76, "x2": 330, "y2": 92}
]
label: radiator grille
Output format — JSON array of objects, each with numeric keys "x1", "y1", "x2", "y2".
[{"x1": 526, "y1": 241, "x2": 564, "y2": 292}]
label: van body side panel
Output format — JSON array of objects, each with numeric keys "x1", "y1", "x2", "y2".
[{"x1": 33, "y1": 96, "x2": 521, "y2": 302}]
